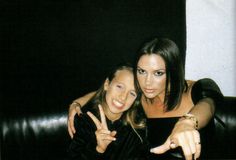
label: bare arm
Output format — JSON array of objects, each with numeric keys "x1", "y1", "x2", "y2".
[
  {"x1": 70, "y1": 91, "x2": 96, "y2": 108},
  {"x1": 68, "y1": 91, "x2": 96, "y2": 138},
  {"x1": 187, "y1": 78, "x2": 222, "y2": 129},
  {"x1": 188, "y1": 97, "x2": 215, "y2": 129}
]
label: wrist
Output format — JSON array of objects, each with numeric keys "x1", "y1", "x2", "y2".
[
  {"x1": 179, "y1": 113, "x2": 199, "y2": 130},
  {"x1": 71, "y1": 101, "x2": 82, "y2": 109}
]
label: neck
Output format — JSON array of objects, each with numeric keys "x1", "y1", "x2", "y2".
[
  {"x1": 142, "y1": 92, "x2": 165, "y2": 104},
  {"x1": 141, "y1": 94, "x2": 168, "y2": 114},
  {"x1": 103, "y1": 104, "x2": 122, "y2": 122}
]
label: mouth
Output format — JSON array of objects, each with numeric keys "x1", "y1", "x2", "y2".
[
  {"x1": 112, "y1": 99, "x2": 124, "y2": 109},
  {"x1": 143, "y1": 88, "x2": 155, "y2": 93}
]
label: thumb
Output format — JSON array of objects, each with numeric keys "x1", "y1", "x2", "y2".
[
  {"x1": 150, "y1": 138, "x2": 172, "y2": 154},
  {"x1": 110, "y1": 130, "x2": 117, "y2": 137}
]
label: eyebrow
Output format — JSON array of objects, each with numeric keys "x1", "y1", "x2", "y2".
[
  {"x1": 137, "y1": 66, "x2": 166, "y2": 72},
  {"x1": 113, "y1": 79, "x2": 136, "y2": 92}
]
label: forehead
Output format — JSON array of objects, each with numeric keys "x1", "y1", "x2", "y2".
[
  {"x1": 138, "y1": 54, "x2": 165, "y2": 69},
  {"x1": 112, "y1": 70, "x2": 135, "y2": 86},
  {"x1": 113, "y1": 69, "x2": 133, "y2": 81}
]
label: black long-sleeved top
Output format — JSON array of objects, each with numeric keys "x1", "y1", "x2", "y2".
[{"x1": 67, "y1": 107, "x2": 149, "y2": 160}]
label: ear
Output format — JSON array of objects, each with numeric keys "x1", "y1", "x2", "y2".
[{"x1": 104, "y1": 78, "x2": 110, "y2": 91}]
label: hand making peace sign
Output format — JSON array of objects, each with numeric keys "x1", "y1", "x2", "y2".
[{"x1": 87, "y1": 104, "x2": 117, "y2": 153}]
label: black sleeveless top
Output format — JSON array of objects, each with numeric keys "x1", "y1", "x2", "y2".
[
  {"x1": 147, "y1": 117, "x2": 183, "y2": 160},
  {"x1": 146, "y1": 117, "x2": 216, "y2": 160},
  {"x1": 145, "y1": 78, "x2": 223, "y2": 160}
]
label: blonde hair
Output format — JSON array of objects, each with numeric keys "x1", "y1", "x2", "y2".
[{"x1": 85, "y1": 64, "x2": 146, "y2": 135}]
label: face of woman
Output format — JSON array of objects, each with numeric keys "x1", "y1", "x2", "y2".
[
  {"x1": 104, "y1": 70, "x2": 137, "y2": 120},
  {"x1": 137, "y1": 54, "x2": 167, "y2": 99}
]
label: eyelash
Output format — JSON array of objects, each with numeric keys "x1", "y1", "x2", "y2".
[
  {"x1": 116, "y1": 85, "x2": 136, "y2": 97},
  {"x1": 130, "y1": 92, "x2": 137, "y2": 97},
  {"x1": 116, "y1": 84, "x2": 123, "y2": 89},
  {"x1": 137, "y1": 68, "x2": 145, "y2": 74},
  {"x1": 137, "y1": 68, "x2": 164, "y2": 77},
  {"x1": 154, "y1": 71, "x2": 164, "y2": 76}
]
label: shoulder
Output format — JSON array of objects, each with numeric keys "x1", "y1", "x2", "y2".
[
  {"x1": 187, "y1": 78, "x2": 223, "y2": 105},
  {"x1": 74, "y1": 112, "x2": 97, "y2": 132},
  {"x1": 186, "y1": 78, "x2": 220, "y2": 92},
  {"x1": 186, "y1": 80, "x2": 196, "y2": 92}
]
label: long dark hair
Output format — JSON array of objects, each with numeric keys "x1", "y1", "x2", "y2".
[{"x1": 134, "y1": 38, "x2": 187, "y2": 111}]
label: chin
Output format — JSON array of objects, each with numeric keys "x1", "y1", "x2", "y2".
[
  {"x1": 143, "y1": 93, "x2": 156, "y2": 99},
  {"x1": 110, "y1": 107, "x2": 123, "y2": 114}
]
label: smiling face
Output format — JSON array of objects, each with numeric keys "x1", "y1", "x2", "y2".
[
  {"x1": 104, "y1": 69, "x2": 137, "y2": 121},
  {"x1": 137, "y1": 54, "x2": 167, "y2": 99}
]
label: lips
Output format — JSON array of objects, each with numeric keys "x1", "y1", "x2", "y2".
[
  {"x1": 112, "y1": 99, "x2": 124, "y2": 109},
  {"x1": 143, "y1": 88, "x2": 155, "y2": 93}
]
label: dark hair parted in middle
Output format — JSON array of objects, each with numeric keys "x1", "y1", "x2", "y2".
[{"x1": 134, "y1": 38, "x2": 187, "y2": 111}]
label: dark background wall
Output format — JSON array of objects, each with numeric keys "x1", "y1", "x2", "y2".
[{"x1": 0, "y1": 0, "x2": 186, "y2": 115}]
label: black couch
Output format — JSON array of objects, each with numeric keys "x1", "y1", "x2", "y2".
[{"x1": 1, "y1": 97, "x2": 236, "y2": 160}]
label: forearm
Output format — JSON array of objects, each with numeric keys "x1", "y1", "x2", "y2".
[
  {"x1": 188, "y1": 78, "x2": 223, "y2": 129},
  {"x1": 71, "y1": 91, "x2": 96, "y2": 108},
  {"x1": 188, "y1": 98, "x2": 215, "y2": 129}
]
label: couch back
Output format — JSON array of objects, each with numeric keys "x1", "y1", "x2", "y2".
[
  {"x1": 1, "y1": 97, "x2": 236, "y2": 160},
  {"x1": 1, "y1": 110, "x2": 70, "y2": 160},
  {"x1": 209, "y1": 96, "x2": 236, "y2": 158}
]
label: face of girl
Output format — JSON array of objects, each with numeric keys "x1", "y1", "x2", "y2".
[
  {"x1": 137, "y1": 54, "x2": 167, "y2": 99},
  {"x1": 104, "y1": 69, "x2": 137, "y2": 120}
]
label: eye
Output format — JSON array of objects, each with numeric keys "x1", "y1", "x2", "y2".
[
  {"x1": 154, "y1": 71, "x2": 165, "y2": 76},
  {"x1": 130, "y1": 91, "x2": 137, "y2": 97},
  {"x1": 116, "y1": 84, "x2": 123, "y2": 89},
  {"x1": 137, "y1": 68, "x2": 146, "y2": 75}
]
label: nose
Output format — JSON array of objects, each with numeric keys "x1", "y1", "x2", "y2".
[
  {"x1": 145, "y1": 74, "x2": 152, "y2": 85},
  {"x1": 119, "y1": 91, "x2": 128, "y2": 102}
]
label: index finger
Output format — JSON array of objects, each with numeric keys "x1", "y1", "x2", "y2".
[
  {"x1": 98, "y1": 104, "x2": 108, "y2": 129},
  {"x1": 87, "y1": 111, "x2": 102, "y2": 129},
  {"x1": 150, "y1": 137, "x2": 171, "y2": 154}
]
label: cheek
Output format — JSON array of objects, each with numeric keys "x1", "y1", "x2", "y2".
[
  {"x1": 137, "y1": 76, "x2": 145, "y2": 86},
  {"x1": 154, "y1": 78, "x2": 166, "y2": 90},
  {"x1": 126, "y1": 97, "x2": 136, "y2": 107},
  {"x1": 105, "y1": 90, "x2": 112, "y2": 104}
]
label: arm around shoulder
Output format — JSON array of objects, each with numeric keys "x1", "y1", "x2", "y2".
[
  {"x1": 71, "y1": 91, "x2": 97, "y2": 108},
  {"x1": 189, "y1": 78, "x2": 224, "y2": 129},
  {"x1": 68, "y1": 91, "x2": 97, "y2": 138}
]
